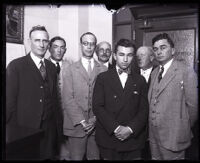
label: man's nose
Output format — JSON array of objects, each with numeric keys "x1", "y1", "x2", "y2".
[
  {"x1": 124, "y1": 56, "x2": 128, "y2": 62},
  {"x1": 39, "y1": 41, "x2": 44, "y2": 47}
]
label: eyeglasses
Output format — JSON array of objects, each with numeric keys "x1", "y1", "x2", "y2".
[
  {"x1": 82, "y1": 41, "x2": 96, "y2": 47},
  {"x1": 98, "y1": 49, "x2": 111, "y2": 54}
]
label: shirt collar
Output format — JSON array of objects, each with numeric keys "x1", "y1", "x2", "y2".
[
  {"x1": 161, "y1": 58, "x2": 174, "y2": 71},
  {"x1": 81, "y1": 57, "x2": 94, "y2": 66},
  {"x1": 141, "y1": 66, "x2": 153, "y2": 74},
  {"x1": 50, "y1": 57, "x2": 62, "y2": 67},
  {"x1": 30, "y1": 52, "x2": 45, "y2": 68}
]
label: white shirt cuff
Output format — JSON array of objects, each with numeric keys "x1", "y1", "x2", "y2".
[
  {"x1": 114, "y1": 125, "x2": 120, "y2": 133},
  {"x1": 127, "y1": 126, "x2": 133, "y2": 133}
]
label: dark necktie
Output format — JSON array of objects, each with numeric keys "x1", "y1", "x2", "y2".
[
  {"x1": 118, "y1": 68, "x2": 131, "y2": 75},
  {"x1": 56, "y1": 62, "x2": 60, "y2": 74},
  {"x1": 39, "y1": 60, "x2": 46, "y2": 80},
  {"x1": 158, "y1": 66, "x2": 164, "y2": 83}
]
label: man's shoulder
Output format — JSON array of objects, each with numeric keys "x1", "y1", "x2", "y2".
[{"x1": 8, "y1": 55, "x2": 28, "y2": 67}]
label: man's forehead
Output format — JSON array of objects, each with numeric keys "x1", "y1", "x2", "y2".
[
  {"x1": 153, "y1": 39, "x2": 170, "y2": 46},
  {"x1": 82, "y1": 34, "x2": 95, "y2": 41},
  {"x1": 117, "y1": 46, "x2": 134, "y2": 52}
]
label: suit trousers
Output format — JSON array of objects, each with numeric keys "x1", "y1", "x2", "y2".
[
  {"x1": 39, "y1": 116, "x2": 57, "y2": 160},
  {"x1": 68, "y1": 135, "x2": 99, "y2": 160},
  {"x1": 150, "y1": 141, "x2": 185, "y2": 160},
  {"x1": 98, "y1": 145, "x2": 141, "y2": 160}
]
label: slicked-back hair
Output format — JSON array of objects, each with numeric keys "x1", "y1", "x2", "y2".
[
  {"x1": 80, "y1": 32, "x2": 97, "y2": 44},
  {"x1": 49, "y1": 36, "x2": 66, "y2": 48},
  {"x1": 114, "y1": 39, "x2": 136, "y2": 54},
  {"x1": 29, "y1": 25, "x2": 48, "y2": 38},
  {"x1": 152, "y1": 33, "x2": 174, "y2": 48}
]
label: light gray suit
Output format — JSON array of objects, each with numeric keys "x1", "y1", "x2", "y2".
[
  {"x1": 148, "y1": 59, "x2": 198, "y2": 153},
  {"x1": 62, "y1": 59, "x2": 107, "y2": 159}
]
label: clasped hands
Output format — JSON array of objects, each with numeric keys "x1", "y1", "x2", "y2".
[
  {"x1": 114, "y1": 125, "x2": 132, "y2": 141},
  {"x1": 80, "y1": 116, "x2": 96, "y2": 135}
]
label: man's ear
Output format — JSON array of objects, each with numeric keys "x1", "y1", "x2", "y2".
[{"x1": 113, "y1": 53, "x2": 117, "y2": 60}]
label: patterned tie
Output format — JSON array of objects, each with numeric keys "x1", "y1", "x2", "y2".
[
  {"x1": 87, "y1": 60, "x2": 92, "y2": 77},
  {"x1": 158, "y1": 66, "x2": 164, "y2": 83},
  {"x1": 118, "y1": 68, "x2": 131, "y2": 75},
  {"x1": 39, "y1": 60, "x2": 46, "y2": 80},
  {"x1": 56, "y1": 62, "x2": 60, "y2": 74}
]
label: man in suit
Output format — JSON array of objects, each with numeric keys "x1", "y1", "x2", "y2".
[
  {"x1": 6, "y1": 25, "x2": 59, "y2": 159},
  {"x1": 93, "y1": 39, "x2": 149, "y2": 160},
  {"x1": 136, "y1": 46, "x2": 156, "y2": 160},
  {"x1": 136, "y1": 46, "x2": 156, "y2": 86},
  {"x1": 95, "y1": 41, "x2": 114, "y2": 69},
  {"x1": 62, "y1": 32, "x2": 107, "y2": 160},
  {"x1": 48, "y1": 36, "x2": 70, "y2": 160},
  {"x1": 148, "y1": 33, "x2": 198, "y2": 160}
]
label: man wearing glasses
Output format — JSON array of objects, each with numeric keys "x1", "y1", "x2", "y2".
[
  {"x1": 62, "y1": 32, "x2": 107, "y2": 160},
  {"x1": 95, "y1": 41, "x2": 114, "y2": 69}
]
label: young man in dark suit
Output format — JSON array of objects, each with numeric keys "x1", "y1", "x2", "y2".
[
  {"x1": 93, "y1": 39, "x2": 149, "y2": 160},
  {"x1": 6, "y1": 25, "x2": 59, "y2": 159}
]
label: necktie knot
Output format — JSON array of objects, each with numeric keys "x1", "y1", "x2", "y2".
[
  {"x1": 39, "y1": 60, "x2": 46, "y2": 80},
  {"x1": 118, "y1": 68, "x2": 131, "y2": 75},
  {"x1": 56, "y1": 62, "x2": 60, "y2": 74}
]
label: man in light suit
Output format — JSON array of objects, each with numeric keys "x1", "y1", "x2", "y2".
[
  {"x1": 148, "y1": 33, "x2": 198, "y2": 160},
  {"x1": 6, "y1": 25, "x2": 59, "y2": 159},
  {"x1": 95, "y1": 41, "x2": 114, "y2": 69},
  {"x1": 62, "y1": 32, "x2": 107, "y2": 160},
  {"x1": 93, "y1": 39, "x2": 149, "y2": 160},
  {"x1": 48, "y1": 36, "x2": 70, "y2": 160}
]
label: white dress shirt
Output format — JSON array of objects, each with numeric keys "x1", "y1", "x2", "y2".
[
  {"x1": 116, "y1": 66, "x2": 128, "y2": 88},
  {"x1": 140, "y1": 67, "x2": 153, "y2": 83},
  {"x1": 81, "y1": 57, "x2": 94, "y2": 73},
  {"x1": 161, "y1": 58, "x2": 174, "y2": 78},
  {"x1": 30, "y1": 52, "x2": 45, "y2": 69}
]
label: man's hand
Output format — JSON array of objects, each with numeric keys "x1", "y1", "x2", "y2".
[
  {"x1": 114, "y1": 126, "x2": 132, "y2": 141},
  {"x1": 81, "y1": 118, "x2": 95, "y2": 135}
]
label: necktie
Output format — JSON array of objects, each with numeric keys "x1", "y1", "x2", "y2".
[
  {"x1": 56, "y1": 62, "x2": 60, "y2": 74},
  {"x1": 118, "y1": 68, "x2": 131, "y2": 75},
  {"x1": 158, "y1": 66, "x2": 164, "y2": 83},
  {"x1": 39, "y1": 60, "x2": 46, "y2": 80},
  {"x1": 88, "y1": 60, "x2": 92, "y2": 77}
]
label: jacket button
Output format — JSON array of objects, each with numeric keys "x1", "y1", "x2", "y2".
[
  {"x1": 40, "y1": 86, "x2": 43, "y2": 88},
  {"x1": 40, "y1": 99, "x2": 42, "y2": 102}
]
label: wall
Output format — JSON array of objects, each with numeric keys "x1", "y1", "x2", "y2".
[{"x1": 6, "y1": 4, "x2": 113, "y2": 66}]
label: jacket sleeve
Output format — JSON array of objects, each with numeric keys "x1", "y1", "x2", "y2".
[
  {"x1": 127, "y1": 76, "x2": 149, "y2": 138},
  {"x1": 62, "y1": 66, "x2": 85, "y2": 126},
  {"x1": 183, "y1": 67, "x2": 198, "y2": 127},
  {"x1": 6, "y1": 61, "x2": 19, "y2": 124},
  {"x1": 92, "y1": 74, "x2": 120, "y2": 135}
]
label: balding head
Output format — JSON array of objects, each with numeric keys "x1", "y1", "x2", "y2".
[
  {"x1": 136, "y1": 46, "x2": 154, "y2": 70},
  {"x1": 96, "y1": 41, "x2": 112, "y2": 63}
]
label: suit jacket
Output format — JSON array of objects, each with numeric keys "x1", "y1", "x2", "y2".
[
  {"x1": 62, "y1": 59, "x2": 107, "y2": 137},
  {"x1": 48, "y1": 58, "x2": 71, "y2": 140},
  {"x1": 6, "y1": 54, "x2": 58, "y2": 129},
  {"x1": 92, "y1": 68, "x2": 149, "y2": 152},
  {"x1": 148, "y1": 59, "x2": 198, "y2": 151}
]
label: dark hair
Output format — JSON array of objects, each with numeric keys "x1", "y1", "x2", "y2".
[
  {"x1": 114, "y1": 39, "x2": 136, "y2": 54},
  {"x1": 80, "y1": 32, "x2": 97, "y2": 44},
  {"x1": 152, "y1": 33, "x2": 174, "y2": 48},
  {"x1": 29, "y1": 25, "x2": 48, "y2": 38},
  {"x1": 49, "y1": 36, "x2": 66, "y2": 47}
]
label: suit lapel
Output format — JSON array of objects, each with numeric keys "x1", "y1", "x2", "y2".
[
  {"x1": 156, "y1": 60, "x2": 177, "y2": 96},
  {"x1": 44, "y1": 59, "x2": 54, "y2": 94},
  {"x1": 75, "y1": 60, "x2": 90, "y2": 83},
  {"x1": 26, "y1": 54, "x2": 44, "y2": 84},
  {"x1": 118, "y1": 74, "x2": 133, "y2": 110},
  {"x1": 108, "y1": 68, "x2": 124, "y2": 97},
  {"x1": 89, "y1": 60, "x2": 101, "y2": 85}
]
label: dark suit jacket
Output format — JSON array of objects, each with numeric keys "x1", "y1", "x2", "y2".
[
  {"x1": 93, "y1": 68, "x2": 149, "y2": 152},
  {"x1": 6, "y1": 54, "x2": 58, "y2": 131}
]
